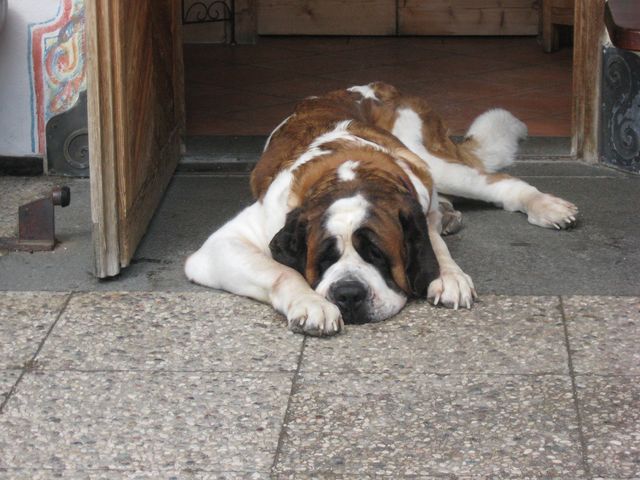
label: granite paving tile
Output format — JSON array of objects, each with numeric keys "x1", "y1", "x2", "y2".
[
  {"x1": 563, "y1": 296, "x2": 640, "y2": 374},
  {"x1": 0, "y1": 469, "x2": 269, "y2": 479},
  {"x1": 576, "y1": 376, "x2": 640, "y2": 479},
  {"x1": 275, "y1": 373, "x2": 582, "y2": 477},
  {"x1": 0, "y1": 292, "x2": 69, "y2": 369},
  {"x1": 0, "y1": 371, "x2": 291, "y2": 472},
  {"x1": 36, "y1": 292, "x2": 302, "y2": 372},
  {"x1": 303, "y1": 296, "x2": 568, "y2": 374}
]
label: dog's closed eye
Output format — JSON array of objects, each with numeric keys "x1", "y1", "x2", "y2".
[
  {"x1": 355, "y1": 228, "x2": 390, "y2": 272},
  {"x1": 316, "y1": 237, "x2": 340, "y2": 278}
]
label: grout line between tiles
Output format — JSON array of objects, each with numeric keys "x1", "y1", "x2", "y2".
[
  {"x1": 0, "y1": 467, "x2": 273, "y2": 475},
  {"x1": 271, "y1": 336, "x2": 306, "y2": 474},
  {"x1": 559, "y1": 295, "x2": 592, "y2": 479},
  {"x1": 0, "y1": 292, "x2": 74, "y2": 413}
]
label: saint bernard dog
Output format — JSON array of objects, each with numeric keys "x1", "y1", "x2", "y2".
[{"x1": 185, "y1": 82, "x2": 578, "y2": 336}]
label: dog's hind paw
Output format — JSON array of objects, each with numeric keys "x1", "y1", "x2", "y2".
[
  {"x1": 441, "y1": 208, "x2": 463, "y2": 236},
  {"x1": 526, "y1": 193, "x2": 578, "y2": 230},
  {"x1": 427, "y1": 269, "x2": 477, "y2": 310},
  {"x1": 287, "y1": 293, "x2": 344, "y2": 336}
]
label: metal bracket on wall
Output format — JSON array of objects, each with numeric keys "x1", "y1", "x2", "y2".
[
  {"x1": 0, "y1": 187, "x2": 71, "y2": 252},
  {"x1": 182, "y1": 0, "x2": 235, "y2": 44},
  {"x1": 47, "y1": 91, "x2": 89, "y2": 177}
]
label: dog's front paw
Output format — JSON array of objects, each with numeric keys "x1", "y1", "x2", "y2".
[
  {"x1": 428, "y1": 269, "x2": 477, "y2": 310},
  {"x1": 526, "y1": 193, "x2": 578, "y2": 230},
  {"x1": 287, "y1": 293, "x2": 344, "y2": 337}
]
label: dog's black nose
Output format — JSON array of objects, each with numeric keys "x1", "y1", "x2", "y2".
[{"x1": 330, "y1": 281, "x2": 368, "y2": 323}]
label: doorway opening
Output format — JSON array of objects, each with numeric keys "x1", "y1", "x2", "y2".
[
  {"x1": 182, "y1": 4, "x2": 575, "y2": 169},
  {"x1": 185, "y1": 36, "x2": 573, "y2": 137}
]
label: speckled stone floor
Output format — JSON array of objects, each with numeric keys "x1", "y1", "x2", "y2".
[
  {"x1": 1, "y1": 163, "x2": 639, "y2": 478},
  {"x1": 0, "y1": 292, "x2": 638, "y2": 478}
]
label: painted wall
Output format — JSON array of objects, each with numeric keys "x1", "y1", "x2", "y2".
[{"x1": 0, "y1": 0, "x2": 85, "y2": 157}]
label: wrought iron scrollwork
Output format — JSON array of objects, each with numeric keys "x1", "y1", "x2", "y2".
[
  {"x1": 601, "y1": 48, "x2": 640, "y2": 173},
  {"x1": 182, "y1": 0, "x2": 235, "y2": 44},
  {"x1": 605, "y1": 54, "x2": 640, "y2": 161}
]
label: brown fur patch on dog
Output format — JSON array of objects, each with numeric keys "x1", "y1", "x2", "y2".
[
  {"x1": 397, "y1": 96, "x2": 486, "y2": 171},
  {"x1": 251, "y1": 82, "x2": 489, "y2": 294}
]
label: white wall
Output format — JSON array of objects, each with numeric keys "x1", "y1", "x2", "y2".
[{"x1": 0, "y1": 0, "x2": 60, "y2": 156}]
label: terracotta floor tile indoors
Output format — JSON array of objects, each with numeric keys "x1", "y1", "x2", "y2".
[{"x1": 185, "y1": 36, "x2": 572, "y2": 137}]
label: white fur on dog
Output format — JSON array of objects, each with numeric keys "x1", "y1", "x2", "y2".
[
  {"x1": 347, "y1": 84, "x2": 379, "y2": 100},
  {"x1": 337, "y1": 160, "x2": 359, "y2": 182},
  {"x1": 466, "y1": 108, "x2": 528, "y2": 173},
  {"x1": 316, "y1": 194, "x2": 408, "y2": 322}
]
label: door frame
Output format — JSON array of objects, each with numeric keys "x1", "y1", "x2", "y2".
[
  {"x1": 86, "y1": 0, "x2": 120, "y2": 277},
  {"x1": 572, "y1": 0, "x2": 606, "y2": 163},
  {"x1": 85, "y1": 0, "x2": 606, "y2": 278}
]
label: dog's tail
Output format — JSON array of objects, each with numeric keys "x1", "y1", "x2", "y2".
[{"x1": 462, "y1": 109, "x2": 527, "y2": 173}]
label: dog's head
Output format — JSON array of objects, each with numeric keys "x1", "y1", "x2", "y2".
[{"x1": 269, "y1": 184, "x2": 438, "y2": 324}]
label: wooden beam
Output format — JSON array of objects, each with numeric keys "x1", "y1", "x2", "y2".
[
  {"x1": 85, "y1": 0, "x2": 121, "y2": 277},
  {"x1": 236, "y1": 0, "x2": 257, "y2": 44},
  {"x1": 571, "y1": 0, "x2": 606, "y2": 163}
]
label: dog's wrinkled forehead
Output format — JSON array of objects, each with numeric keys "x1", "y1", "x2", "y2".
[{"x1": 324, "y1": 194, "x2": 370, "y2": 247}]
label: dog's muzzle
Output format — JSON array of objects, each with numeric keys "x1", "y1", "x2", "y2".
[{"x1": 329, "y1": 279, "x2": 371, "y2": 324}]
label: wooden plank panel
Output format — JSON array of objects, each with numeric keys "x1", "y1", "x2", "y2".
[
  {"x1": 399, "y1": 0, "x2": 540, "y2": 36},
  {"x1": 87, "y1": 0, "x2": 185, "y2": 277},
  {"x1": 258, "y1": 0, "x2": 396, "y2": 35}
]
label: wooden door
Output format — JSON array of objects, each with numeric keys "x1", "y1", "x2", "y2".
[{"x1": 86, "y1": 0, "x2": 185, "y2": 277}]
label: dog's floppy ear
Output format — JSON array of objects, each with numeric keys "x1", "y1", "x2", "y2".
[
  {"x1": 399, "y1": 200, "x2": 439, "y2": 298},
  {"x1": 269, "y1": 208, "x2": 307, "y2": 275}
]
